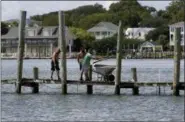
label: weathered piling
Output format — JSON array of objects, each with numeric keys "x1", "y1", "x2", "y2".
[
  {"x1": 115, "y1": 20, "x2": 123, "y2": 95},
  {"x1": 173, "y1": 27, "x2": 181, "y2": 96},
  {"x1": 58, "y1": 11, "x2": 67, "y2": 94},
  {"x1": 132, "y1": 68, "x2": 139, "y2": 95},
  {"x1": 16, "y1": 11, "x2": 26, "y2": 94},
  {"x1": 87, "y1": 65, "x2": 93, "y2": 94},
  {"x1": 33, "y1": 67, "x2": 39, "y2": 80},
  {"x1": 25, "y1": 43, "x2": 27, "y2": 56},
  {"x1": 32, "y1": 67, "x2": 39, "y2": 93},
  {"x1": 50, "y1": 43, "x2": 53, "y2": 56}
]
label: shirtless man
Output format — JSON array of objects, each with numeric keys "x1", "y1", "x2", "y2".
[
  {"x1": 51, "y1": 48, "x2": 61, "y2": 80},
  {"x1": 77, "y1": 47, "x2": 86, "y2": 71}
]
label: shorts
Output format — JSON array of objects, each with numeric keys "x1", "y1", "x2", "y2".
[
  {"x1": 82, "y1": 64, "x2": 89, "y2": 73},
  {"x1": 51, "y1": 60, "x2": 60, "y2": 71}
]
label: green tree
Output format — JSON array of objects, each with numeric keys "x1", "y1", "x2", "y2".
[
  {"x1": 1, "y1": 22, "x2": 9, "y2": 35},
  {"x1": 69, "y1": 27, "x2": 95, "y2": 49},
  {"x1": 166, "y1": 0, "x2": 185, "y2": 24},
  {"x1": 145, "y1": 25, "x2": 169, "y2": 42}
]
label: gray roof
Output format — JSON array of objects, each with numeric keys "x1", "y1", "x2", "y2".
[
  {"x1": 4, "y1": 19, "x2": 42, "y2": 26},
  {"x1": 1, "y1": 26, "x2": 76, "y2": 41},
  {"x1": 169, "y1": 21, "x2": 185, "y2": 27},
  {"x1": 87, "y1": 22, "x2": 118, "y2": 32},
  {"x1": 141, "y1": 41, "x2": 161, "y2": 47}
]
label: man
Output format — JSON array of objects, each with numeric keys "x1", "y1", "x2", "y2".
[
  {"x1": 77, "y1": 47, "x2": 86, "y2": 70},
  {"x1": 51, "y1": 48, "x2": 61, "y2": 80},
  {"x1": 80, "y1": 48, "x2": 92, "y2": 81}
]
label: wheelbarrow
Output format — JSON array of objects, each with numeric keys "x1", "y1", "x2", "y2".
[{"x1": 92, "y1": 64, "x2": 116, "y2": 82}]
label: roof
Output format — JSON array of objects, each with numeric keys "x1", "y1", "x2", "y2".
[
  {"x1": 140, "y1": 41, "x2": 161, "y2": 47},
  {"x1": 1, "y1": 26, "x2": 76, "y2": 41},
  {"x1": 126, "y1": 28, "x2": 155, "y2": 33},
  {"x1": 169, "y1": 21, "x2": 185, "y2": 27},
  {"x1": 125, "y1": 28, "x2": 155, "y2": 39},
  {"x1": 87, "y1": 22, "x2": 118, "y2": 32},
  {"x1": 4, "y1": 19, "x2": 42, "y2": 26}
]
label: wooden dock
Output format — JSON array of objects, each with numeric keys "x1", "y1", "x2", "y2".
[
  {"x1": 7, "y1": 11, "x2": 183, "y2": 96},
  {"x1": 2, "y1": 78, "x2": 184, "y2": 93}
]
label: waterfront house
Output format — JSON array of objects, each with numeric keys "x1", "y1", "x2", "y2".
[
  {"x1": 125, "y1": 28, "x2": 155, "y2": 40},
  {"x1": 1, "y1": 26, "x2": 76, "y2": 58},
  {"x1": 87, "y1": 22, "x2": 118, "y2": 40},
  {"x1": 139, "y1": 41, "x2": 163, "y2": 52},
  {"x1": 169, "y1": 21, "x2": 184, "y2": 48}
]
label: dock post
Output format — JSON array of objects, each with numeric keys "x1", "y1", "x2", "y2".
[
  {"x1": 33, "y1": 67, "x2": 39, "y2": 80},
  {"x1": 87, "y1": 65, "x2": 93, "y2": 94},
  {"x1": 59, "y1": 11, "x2": 67, "y2": 94},
  {"x1": 173, "y1": 27, "x2": 181, "y2": 96},
  {"x1": 132, "y1": 68, "x2": 139, "y2": 95},
  {"x1": 32, "y1": 67, "x2": 39, "y2": 93},
  {"x1": 16, "y1": 11, "x2": 26, "y2": 94},
  {"x1": 50, "y1": 43, "x2": 53, "y2": 56},
  {"x1": 115, "y1": 20, "x2": 123, "y2": 95}
]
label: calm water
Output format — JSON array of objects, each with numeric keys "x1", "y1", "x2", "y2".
[{"x1": 1, "y1": 59, "x2": 184, "y2": 121}]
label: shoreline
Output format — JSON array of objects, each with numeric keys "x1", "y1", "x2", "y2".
[{"x1": 1, "y1": 57, "x2": 181, "y2": 60}]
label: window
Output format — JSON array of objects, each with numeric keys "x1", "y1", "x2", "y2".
[
  {"x1": 108, "y1": 32, "x2": 110, "y2": 35},
  {"x1": 27, "y1": 30, "x2": 35, "y2": 36},
  {"x1": 138, "y1": 32, "x2": 141, "y2": 37},
  {"x1": 102, "y1": 32, "x2": 107, "y2": 35},
  {"x1": 171, "y1": 27, "x2": 174, "y2": 32},
  {"x1": 171, "y1": 34, "x2": 174, "y2": 41},
  {"x1": 181, "y1": 34, "x2": 184, "y2": 42},
  {"x1": 96, "y1": 32, "x2": 100, "y2": 36},
  {"x1": 43, "y1": 30, "x2": 50, "y2": 36},
  {"x1": 181, "y1": 27, "x2": 184, "y2": 32}
]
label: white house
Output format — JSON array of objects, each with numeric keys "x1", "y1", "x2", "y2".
[
  {"x1": 125, "y1": 28, "x2": 155, "y2": 40},
  {"x1": 87, "y1": 22, "x2": 118, "y2": 40},
  {"x1": 169, "y1": 21, "x2": 184, "y2": 46},
  {"x1": 139, "y1": 41, "x2": 163, "y2": 52}
]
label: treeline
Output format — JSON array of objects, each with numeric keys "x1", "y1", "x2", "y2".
[
  {"x1": 2, "y1": 0, "x2": 184, "y2": 52},
  {"x1": 30, "y1": 0, "x2": 184, "y2": 29}
]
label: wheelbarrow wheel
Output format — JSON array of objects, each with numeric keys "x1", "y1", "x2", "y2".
[{"x1": 108, "y1": 74, "x2": 115, "y2": 82}]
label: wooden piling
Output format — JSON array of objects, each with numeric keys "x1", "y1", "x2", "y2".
[
  {"x1": 132, "y1": 68, "x2": 139, "y2": 95},
  {"x1": 50, "y1": 43, "x2": 53, "y2": 56},
  {"x1": 58, "y1": 11, "x2": 67, "y2": 94},
  {"x1": 33, "y1": 67, "x2": 39, "y2": 80},
  {"x1": 16, "y1": 11, "x2": 26, "y2": 94},
  {"x1": 32, "y1": 67, "x2": 39, "y2": 93},
  {"x1": 87, "y1": 65, "x2": 93, "y2": 94},
  {"x1": 115, "y1": 20, "x2": 123, "y2": 95},
  {"x1": 173, "y1": 27, "x2": 181, "y2": 96}
]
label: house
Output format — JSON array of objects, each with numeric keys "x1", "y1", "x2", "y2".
[
  {"x1": 87, "y1": 22, "x2": 118, "y2": 40},
  {"x1": 1, "y1": 26, "x2": 76, "y2": 58},
  {"x1": 139, "y1": 41, "x2": 163, "y2": 52},
  {"x1": 169, "y1": 21, "x2": 184, "y2": 47},
  {"x1": 125, "y1": 28, "x2": 155, "y2": 40}
]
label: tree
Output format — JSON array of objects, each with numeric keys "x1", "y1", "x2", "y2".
[
  {"x1": 166, "y1": 0, "x2": 185, "y2": 24},
  {"x1": 78, "y1": 13, "x2": 113, "y2": 29},
  {"x1": 1, "y1": 22, "x2": 9, "y2": 35},
  {"x1": 157, "y1": 34, "x2": 169, "y2": 50},
  {"x1": 145, "y1": 25, "x2": 169, "y2": 42},
  {"x1": 69, "y1": 27, "x2": 95, "y2": 49},
  {"x1": 139, "y1": 16, "x2": 167, "y2": 28}
]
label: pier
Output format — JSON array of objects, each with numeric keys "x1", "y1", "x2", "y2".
[{"x1": 2, "y1": 10, "x2": 184, "y2": 96}]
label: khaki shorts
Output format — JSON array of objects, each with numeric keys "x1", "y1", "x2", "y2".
[{"x1": 82, "y1": 65, "x2": 89, "y2": 73}]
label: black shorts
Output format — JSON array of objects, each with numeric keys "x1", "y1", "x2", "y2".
[{"x1": 51, "y1": 60, "x2": 60, "y2": 71}]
